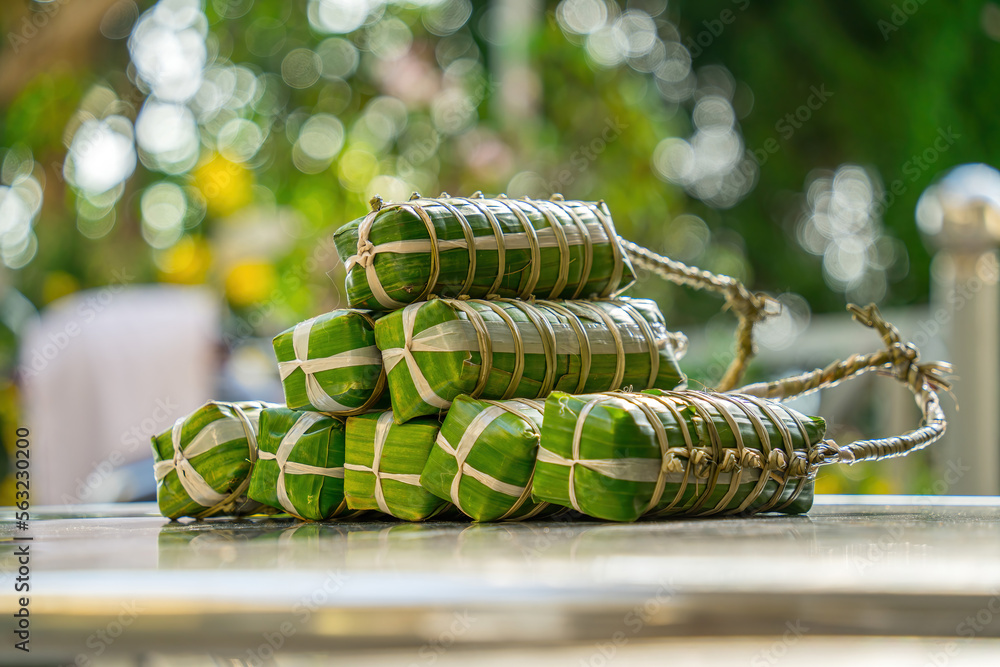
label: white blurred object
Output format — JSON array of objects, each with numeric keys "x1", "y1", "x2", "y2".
[
  {"x1": 917, "y1": 163, "x2": 1000, "y2": 248},
  {"x1": 917, "y1": 163, "x2": 1000, "y2": 495},
  {"x1": 20, "y1": 285, "x2": 220, "y2": 505}
]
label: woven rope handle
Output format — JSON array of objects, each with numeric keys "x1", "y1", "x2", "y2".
[
  {"x1": 619, "y1": 238, "x2": 776, "y2": 391},
  {"x1": 734, "y1": 303, "x2": 953, "y2": 466}
]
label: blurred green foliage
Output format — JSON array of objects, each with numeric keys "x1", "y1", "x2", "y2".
[
  {"x1": 2, "y1": 0, "x2": 995, "y2": 329},
  {"x1": 678, "y1": 0, "x2": 1000, "y2": 312}
]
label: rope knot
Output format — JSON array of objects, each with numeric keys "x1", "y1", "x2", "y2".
[
  {"x1": 355, "y1": 239, "x2": 376, "y2": 268},
  {"x1": 850, "y1": 303, "x2": 954, "y2": 394},
  {"x1": 767, "y1": 448, "x2": 787, "y2": 470},
  {"x1": 689, "y1": 450, "x2": 713, "y2": 477},
  {"x1": 787, "y1": 454, "x2": 812, "y2": 478},
  {"x1": 662, "y1": 453, "x2": 684, "y2": 474},
  {"x1": 718, "y1": 449, "x2": 740, "y2": 472},
  {"x1": 172, "y1": 443, "x2": 187, "y2": 472},
  {"x1": 728, "y1": 286, "x2": 777, "y2": 322},
  {"x1": 811, "y1": 439, "x2": 853, "y2": 465},
  {"x1": 740, "y1": 449, "x2": 763, "y2": 469},
  {"x1": 888, "y1": 341, "x2": 919, "y2": 381},
  {"x1": 666, "y1": 331, "x2": 689, "y2": 358}
]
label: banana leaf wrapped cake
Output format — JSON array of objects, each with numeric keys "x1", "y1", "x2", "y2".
[
  {"x1": 273, "y1": 309, "x2": 387, "y2": 415},
  {"x1": 248, "y1": 407, "x2": 359, "y2": 521},
  {"x1": 344, "y1": 411, "x2": 453, "y2": 521},
  {"x1": 334, "y1": 194, "x2": 635, "y2": 310},
  {"x1": 375, "y1": 297, "x2": 686, "y2": 423},
  {"x1": 532, "y1": 390, "x2": 825, "y2": 521},
  {"x1": 421, "y1": 396, "x2": 552, "y2": 521},
  {"x1": 152, "y1": 401, "x2": 278, "y2": 520}
]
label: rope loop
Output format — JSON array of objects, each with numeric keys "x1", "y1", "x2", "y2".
[
  {"x1": 735, "y1": 303, "x2": 953, "y2": 468},
  {"x1": 846, "y1": 303, "x2": 953, "y2": 395}
]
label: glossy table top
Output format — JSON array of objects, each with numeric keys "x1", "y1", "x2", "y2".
[{"x1": 3, "y1": 495, "x2": 1000, "y2": 665}]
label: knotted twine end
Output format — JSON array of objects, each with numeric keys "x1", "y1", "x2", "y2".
[{"x1": 847, "y1": 303, "x2": 955, "y2": 396}]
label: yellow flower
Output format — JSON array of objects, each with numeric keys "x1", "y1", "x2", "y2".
[
  {"x1": 225, "y1": 260, "x2": 276, "y2": 308},
  {"x1": 193, "y1": 153, "x2": 253, "y2": 218},
  {"x1": 156, "y1": 235, "x2": 212, "y2": 285},
  {"x1": 42, "y1": 271, "x2": 80, "y2": 305}
]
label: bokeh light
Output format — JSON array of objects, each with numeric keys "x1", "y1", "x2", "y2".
[
  {"x1": 136, "y1": 100, "x2": 200, "y2": 173},
  {"x1": 556, "y1": 0, "x2": 751, "y2": 209},
  {"x1": 141, "y1": 182, "x2": 188, "y2": 249},
  {"x1": 317, "y1": 37, "x2": 360, "y2": 80},
  {"x1": 652, "y1": 92, "x2": 756, "y2": 209},
  {"x1": 0, "y1": 147, "x2": 43, "y2": 269},
  {"x1": 281, "y1": 48, "x2": 322, "y2": 89},
  {"x1": 796, "y1": 164, "x2": 905, "y2": 304},
  {"x1": 128, "y1": 0, "x2": 208, "y2": 103},
  {"x1": 293, "y1": 114, "x2": 345, "y2": 174},
  {"x1": 64, "y1": 118, "x2": 137, "y2": 195},
  {"x1": 756, "y1": 293, "x2": 811, "y2": 351},
  {"x1": 423, "y1": 0, "x2": 473, "y2": 36},
  {"x1": 308, "y1": 0, "x2": 380, "y2": 35}
]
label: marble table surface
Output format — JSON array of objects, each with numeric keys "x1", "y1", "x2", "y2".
[{"x1": 3, "y1": 495, "x2": 1000, "y2": 665}]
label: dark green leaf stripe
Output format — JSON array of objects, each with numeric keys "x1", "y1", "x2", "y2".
[
  {"x1": 374, "y1": 297, "x2": 686, "y2": 423},
  {"x1": 532, "y1": 390, "x2": 826, "y2": 521},
  {"x1": 334, "y1": 195, "x2": 636, "y2": 310},
  {"x1": 273, "y1": 309, "x2": 388, "y2": 415}
]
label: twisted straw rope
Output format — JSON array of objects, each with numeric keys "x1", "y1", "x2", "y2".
[
  {"x1": 735, "y1": 303, "x2": 953, "y2": 467},
  {"x1": 619, "y1": 238, "x2": 775, "y2": 391}
]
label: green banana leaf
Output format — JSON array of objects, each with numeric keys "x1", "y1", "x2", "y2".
[
  {"x1": 421, "y1": 396, "x2": 555, "y2": 521},
  {"x1": 273, "y1": 309, "x2": 388, "y2": 415},
  {"x1": 374, "y1": 297, "x2": 686, "y2": 423},
  {"x1": 532, "y1": 390, "x2": 826, "y2": 521},
  {"x1": 333, "y1": 195, "x2": 636, "y2": 310},
  {"x1": 248, "y1": 407, "x2": 358, "y2": 521},
  {"x1": 151, "y1": 401, "x2": 278, "y2": 520},
  {"x1": 344, "y1": 410, "x2": 453, "y2": 521}
]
